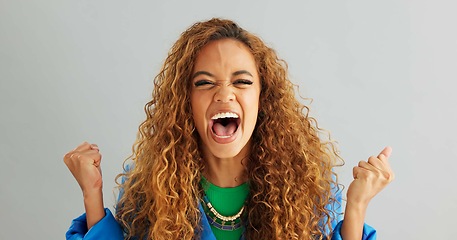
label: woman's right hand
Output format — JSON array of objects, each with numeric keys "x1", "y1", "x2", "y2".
[
  {"x1": 64, "y1": 141, "x2": 103, "y2": 195},
  {"x1": 64, "y1": 141, "x2": 105, "y2": 229}
]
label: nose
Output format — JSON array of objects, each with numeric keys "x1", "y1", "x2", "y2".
[{"x1": 214, "y1": 85, "x2": 235, "y2": 103}]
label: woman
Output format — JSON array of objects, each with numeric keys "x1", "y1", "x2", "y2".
[{"x1": 64, "y1": 18, "x2": 394, "y2": 240}]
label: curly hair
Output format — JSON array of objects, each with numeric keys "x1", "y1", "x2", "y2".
[{"x1": 115, "y1": 18, "x2": 343, "y2": 240}]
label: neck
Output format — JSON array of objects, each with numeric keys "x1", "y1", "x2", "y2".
[
  {"x1": 201, "y1": 147, "x2": 249, "y2": 188},
  {"x1": 204, "y1": 158, "x2": 248, "y2": 188}
]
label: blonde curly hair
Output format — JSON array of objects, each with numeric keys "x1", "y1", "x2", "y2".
[{"x1": 115, "y1": 18, "x2": 343, "y2": 240}]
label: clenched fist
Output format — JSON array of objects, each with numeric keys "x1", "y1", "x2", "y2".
[
  {"x1": 63, "y1": 141, "x2": 106, "y2": 229},
  {"x1": 63, "y1": 141, "x2": 103, "y2": 195}
]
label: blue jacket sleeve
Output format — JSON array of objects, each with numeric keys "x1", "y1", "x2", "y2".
[
  {"x1": 331, "y1": 220, "x2": 377, "y2": 240},
  {"x1": 66, "y1": 165, "x2": 132, "y2": 239},
  {"x1": 329, "y1": 182, "x2": 377, "y2": 240},
  {"x1": 66, "y1": 208, "x2": 124, "y2": 240}
]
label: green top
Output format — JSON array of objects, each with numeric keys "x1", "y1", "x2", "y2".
[{"x1": 200, "y1": 176, "x2": 250, "y2": 240}]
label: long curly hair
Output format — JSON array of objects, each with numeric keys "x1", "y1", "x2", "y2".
[{"x1": 115, "y1": 18, "x2": 343, "y2": 240}]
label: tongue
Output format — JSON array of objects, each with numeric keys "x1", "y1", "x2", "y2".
[{"x1": 213, "y1": 121, "x2": 237, "y2": 136}]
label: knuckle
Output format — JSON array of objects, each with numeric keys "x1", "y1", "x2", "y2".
[
  {"x1": 373, "y1": 171, "x2": 381, "y2": 178},
  {"x1": 384, "y1": 171, "x2": 391, "y2": 179},
  {"x1": 385, "y1": 171, "x2": 395, "y2": 182},
  {"x1": 368, "y1": 156, "x2": 378, "y2": 163}
]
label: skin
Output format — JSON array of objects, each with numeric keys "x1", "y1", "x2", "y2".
[
  {"x1": 63, "y1": 39, "x2": 395, "y2": 239},
  {"x1": 63, "y1": 142, "x2": 105, "y2": 229},
  {"x1": 341, "y1": 146, "x2": 394, "y2": 240},
  {"x1": 190, "y1": 39, "x2": 261, "y2": 188}
]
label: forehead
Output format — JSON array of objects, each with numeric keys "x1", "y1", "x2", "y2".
[{"x1": 193, "y1": 39, "x2": 257, "y2": 74}]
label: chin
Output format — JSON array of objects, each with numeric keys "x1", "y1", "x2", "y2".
[
  {"x1": 210, "y1": 144, "x2": 246, "y2": 159},
  {"x1": 202, "y1": 136, "x2": 251, "y2": 160}
]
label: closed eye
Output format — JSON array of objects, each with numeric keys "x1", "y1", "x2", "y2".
[
  {"x1": 233, "y1": 79, "x2": 253, "y2": 85},
  {"x1": 194, "y1": 80, "x2": 214, "y2": 87}
]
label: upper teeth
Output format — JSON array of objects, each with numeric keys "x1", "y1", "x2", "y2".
[{"x1": 211, "y1": 112, "x2": 239, "y2": 120}]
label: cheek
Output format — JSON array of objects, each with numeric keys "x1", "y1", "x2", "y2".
[
  {"x1": 190, "y1": 95, "x2": 207, "y2": 127},
  {"x1": 190, "y1": 96, "x2": 198, "y2": 123},
  {"x1": 248, "y1": 90, "x2": 261, "y2": 112},
  {"x1": 242, "y1": 92, "x2": 261, "y2": 123}
]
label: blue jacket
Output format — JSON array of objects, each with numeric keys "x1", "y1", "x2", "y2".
[{"x1": 66, "y1": 197, "x2": 376, "y2": 239}]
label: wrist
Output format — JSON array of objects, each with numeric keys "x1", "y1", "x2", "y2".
[
  {"x1": 341, "y1": 202, "x2": 367, "y2": 240},
  {"x1": 346, "y1": 195, "x2": 371, "y2": 210},
  {"x1": 83, "y1": 189, "x2": 105, "y2": 229},
  {"x1": 83, "y1": 187, "x2": 103, "y2": 199},
  {"x1": 345, "y1": 199, "x2": 369, "y2": 214},
  {"x1": 83, "y1": 189, "x2": 104, "y2": 211}
]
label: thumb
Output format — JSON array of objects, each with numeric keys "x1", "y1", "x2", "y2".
[{"x1": 378, "y1": 146, "x2": 393, "y2": 159}]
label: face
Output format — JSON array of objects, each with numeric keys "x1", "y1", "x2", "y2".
[{"x1": 190, "y1": 39, "x2": 261, "y2": 160}]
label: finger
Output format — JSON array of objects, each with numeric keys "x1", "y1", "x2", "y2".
[
  {"x1": 79, "y1": 150, "x2": 102, "y2": 164},
  {"x1": 358, "y1": 160, "x2": 379, "y2": 172},
  {"x1": 367, "y1": 156, "x2": 385, "y2": 171},
  {"x1": 93, "y1": 155, "x2": 102, "y2": 167},
  {"x1": 63, "y1": 151, "x2": 73, "y2": 164},
  {"x1": 378, "y1": 146, "x2": 392, "y2": 159},
  {"x1": 63, "y1": 150, "x2": 83, "y2": 165},
  {"x1": 87, "y1": 152, "x2": 102, "y2": 163},
  {"x1": 73, "y1": 141, "x2": 92, "y2": 152},
  {"x1": 97, "y1": 165, "x2": 103, "y2": 176},
  {"x1": 360, "y1": 159, "x2": 393, "y2": 181},
  {"x1": 90, "y1": 144, "x2": 99, "y2": 151},
  {"x1": 353, "y1": 166, "x2": 359, "y2": 179},
  {"x1": 377, "y1": 155, "x2": 394, "y2": 181},
  {"x1": 377, "y1": 149, "x2": 393, "y2": 176},
  {"x1": 68, "y1": 150, "x2": 101, "y2": 165},
  {"x1": 353, "y1": 166, "x2": 371, "y2": 179}
]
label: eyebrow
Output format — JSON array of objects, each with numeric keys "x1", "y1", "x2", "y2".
[
  {"x1": 192, "y1": 71, "x2": 214, "y2": 80},
  {"x1": 233, "y1": 70, "x2": 253, "y2": 77},
  {"x1": 191, "y1": 70, "x2": 253, "y2": 80}
]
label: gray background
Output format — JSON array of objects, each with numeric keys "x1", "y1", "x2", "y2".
[{"x1": 1, "y1": 0, "x2": 456, "y2": 239}]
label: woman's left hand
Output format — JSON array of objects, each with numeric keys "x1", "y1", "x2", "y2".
[
  {"x1": 341, "y1": 148, "x2": 394, "y2": 240},
  {"x1": 346, "y1": 146, "x2": 395, "y2": 207}
]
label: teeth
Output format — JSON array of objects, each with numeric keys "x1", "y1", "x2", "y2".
[{"x1": 211, "y1": 112, "x2": 239, "y2": 120}]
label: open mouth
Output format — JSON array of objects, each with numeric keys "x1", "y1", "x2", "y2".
[{"x1": 210, "y1": 112, "x2": 240, "y2": 138}]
